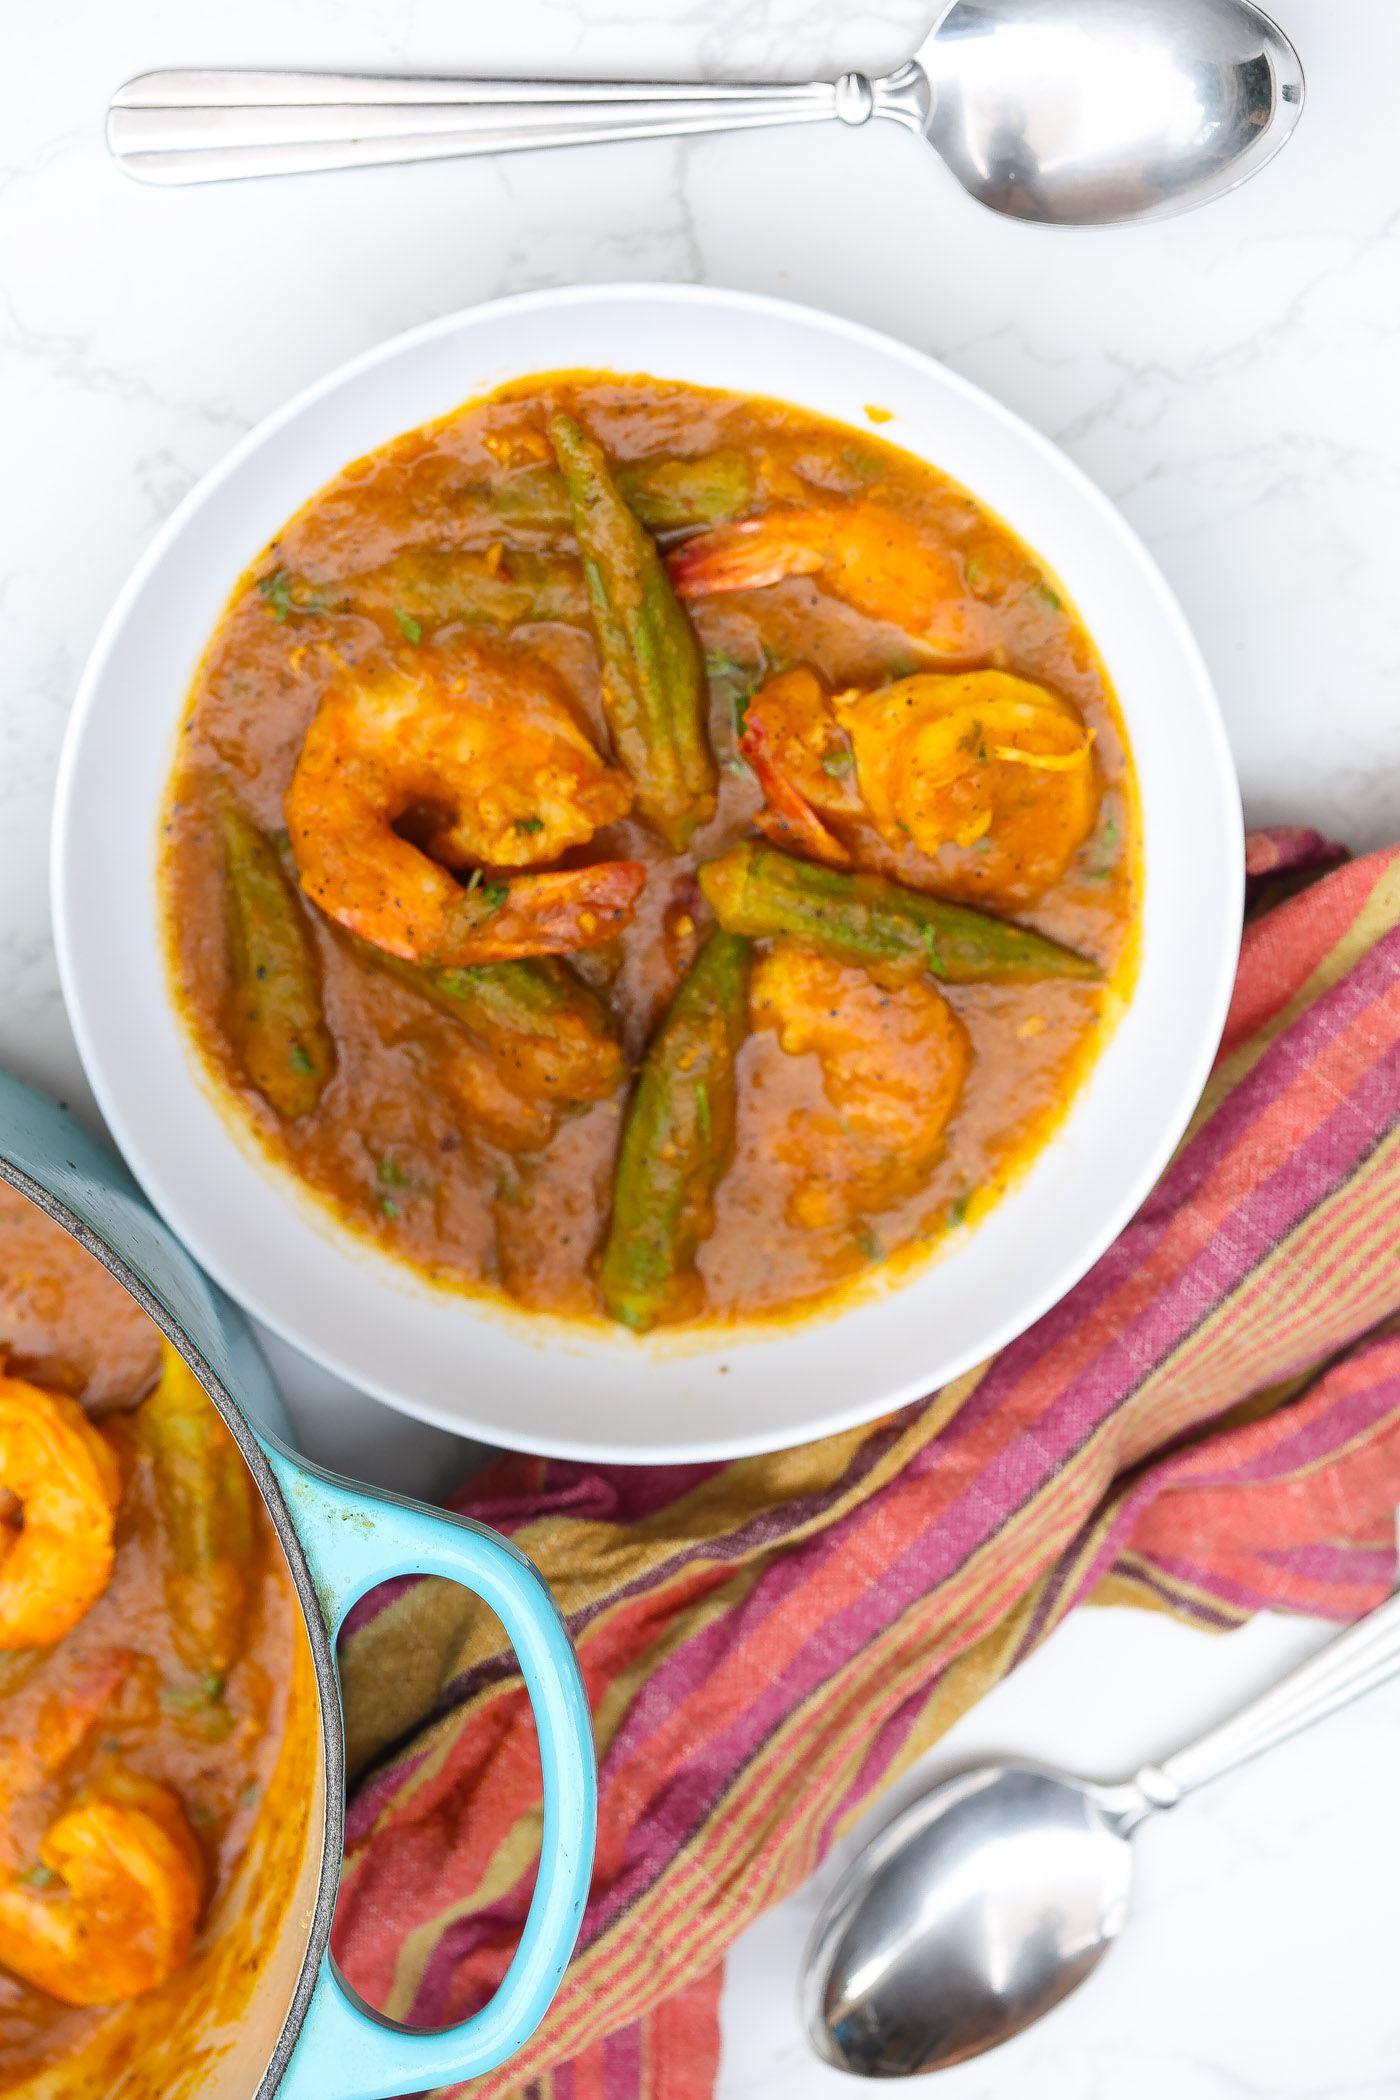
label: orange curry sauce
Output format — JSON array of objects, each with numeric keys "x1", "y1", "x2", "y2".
[
  {"x1": 161, "y1": 373, "x2": 1140, "y2": 1329},
  {"x1": 0, "y1": 1187, "x2": 295, "y2": 2081}
]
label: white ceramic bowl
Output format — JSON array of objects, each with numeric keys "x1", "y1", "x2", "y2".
[{"x1": 53, "y1": 283, "x2": 1241, "y2": 1464}]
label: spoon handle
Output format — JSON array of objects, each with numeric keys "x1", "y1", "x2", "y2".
[
  {"x1": 107, "y1": 66, "x2": 932, "y2": 185},
  {"x1": 1139, "y1": 1584, "x2": 1400, "y2": 1807}
]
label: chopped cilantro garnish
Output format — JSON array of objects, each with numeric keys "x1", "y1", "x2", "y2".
[
  {"x1": 380, "y1": 1197, "x2": 401, "y2": 1221},
  {"x1": 822, "y1": 747, "x2": 854, "y2": 777},
  {"x1": 161, "y1": 1683, "x2": 216, "y2": 1713},
  {"x1": 377, "y1": 1158, "x2": 408, "y2": 1187},
  {"x1": 695, "y1": 1081, "x2": 711, "y2": 1145},
  {"x1": 855, "y1": 1222, "x2": 882, "y2": 1262},
  {"x1": 259, "y1": 568, "x2": 331, "y2": 619},
  {"x1": 514, "y1": 815, "x2": 544, "y2": 835},
  {"x1": 704, "y1": 649, "x2": 750, "y2": 682},
  {"x1": 705, "y1": 647, "x2": 763, "y2": 748},
  {"x1": 288, "y1": 1044, "x2": 314, "y2": 1074},
  {"x1": 1030, "y1": 582, "x2": 1063, "y2": 614},
  {"x1": 393, "y1": 607, "x2": 423, "y2": 643},
  {"x1": 259, "y1": 569, "x2": 295, "y2": 620},
  {"x1": 480, "y1": 880, "x2": 510, "y2": 913},
  {"x1": 1082, "y1": 813, "x2": 1120, "y2": 882},
  {"x1": 949, "y1": 1191, "x2": 971, "y2": 1227}
]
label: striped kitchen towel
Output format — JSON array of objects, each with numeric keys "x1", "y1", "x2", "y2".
[{"x1": 332, "y1": 826, "x2": 1400, "y2": 2099}]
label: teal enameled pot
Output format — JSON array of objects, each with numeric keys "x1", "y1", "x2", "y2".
[{"x1": 0, "y1": 1066, "x2": 596, "y2": 2100}]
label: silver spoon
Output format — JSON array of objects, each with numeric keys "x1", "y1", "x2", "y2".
[
  {"x1": 806, "y1": 1579, "x2": 1400, "y2": 2075},
  {"x1": 108, "y1": 0, "x2": 1303, "y2": 226}
]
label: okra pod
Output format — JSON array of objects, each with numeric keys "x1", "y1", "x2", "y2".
[
  {"x1": 139, "y1": 1343, "x2": 257, "y2": 1684},
  {"x1": 222, "y1": 802, "x2": 335, "y2": 1118},
  {"x1": 697, "y1": 841, "x2": 1101, "y2": 986},
  {"x1": 353, "y1": 548, "x2": 589, "y2": 632},
  {"x1": 492, "y1": 451, "x2": 754, "y2": 535},
  {"x1": 549, "y1": 414, "x2": 717, "y2": 849},
  {"x1": 490, "y1": 463, "x2": 574, "y2": 531},
  {"x1": 356, "y1": 942, "x2": 628, "y2": 1103},
  {"x1": 616, "y1": 450, "x2": 755, "y2": 532},
  {"x1": 599, "y1": 930, "x2": 751, "y2": 1333}
]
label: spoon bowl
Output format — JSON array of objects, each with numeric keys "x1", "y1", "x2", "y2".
[
  {"x1": 804, "y1": 1582, "x2": 1400, "y2": 2076},
  {"x1": 922, "y1": 0, "x2": 1306, "y2": 225},
  {"x1": 804, "y1": 1764, "x2": 1137, "y2": 2077}
]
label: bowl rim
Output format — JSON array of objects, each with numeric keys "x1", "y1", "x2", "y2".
[{"x1": 53, "y1": 280, "x2": 1243, "y2": 1464}]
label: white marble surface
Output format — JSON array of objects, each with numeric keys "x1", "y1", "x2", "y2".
[{"x1": 2, "y1": 2, "x2": 1399, "y2": 2091}]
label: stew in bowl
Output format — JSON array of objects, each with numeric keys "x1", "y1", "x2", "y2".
[
  {"x1": 160, "y1": 370, "x2": 1139, "y2": 1337},
  {"x1": 54, "y1": 285, "x2": 1241, "y2": 1459}
]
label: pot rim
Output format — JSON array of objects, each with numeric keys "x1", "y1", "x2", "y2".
[{"x1": 0, "y1": 1104, "x2": 341, "y2": 2099}]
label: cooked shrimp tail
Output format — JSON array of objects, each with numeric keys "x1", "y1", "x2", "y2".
[
  {"x1": 739, "y1": 712, "x2": 852, "y2": 868},
  {"x1": 0, "y1": 1766, "x2": 204, "y2": 2006},
  {"x1": 599, "y1": 930, "x2": 751, "y2": 1333},
  {"x1": 0, "y1": 1373, "x2": 121, "y2": 1650},
  {"x1": 222, "y1": 802, "x2": 335, "y2": 1120},
  {"x1": 139, "y1": 1343, "x2": 256, "y2": 1682},
  {"x1": 733, "y1": 665, "x2": 862, "y2": 867},
  {"x1": 668, "y1": 514, "x2": 827, "y2": 597},
  {"x1": 550, "y1": 413, "x2": 718, "y2": 849},
  {"x1": 423, "y1": 862, "x2": 649, "y2": 968},
  {"x1": 668, "y1": 501, "x2": 976, "y2": 652}
]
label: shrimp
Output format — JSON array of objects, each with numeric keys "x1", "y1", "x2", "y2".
[
  {"x1": 836, "y1": 670, "x2": 1099, "y2": 905},
  {"x1": 285, "y1": 639, "x2": 646, "y2": 966},
  {"x1": 736, "y1": 667, "x2": 1098, "y2": 909},
  {"x1": 667, "y1": 500, "x2": 981, "y2": 653},
  {"x1": 749, "y1": 940, "x2": 969, "y2": 1232},
  {"x1": 0, "y1": 1650, "x2": 202, "y2": 2005},
  {"x1": 0, "y1": 1371, "x2": 122, "y2": 1650},
  {"x1": 0, "y1": 1766, "x2": 204, "y2": 2005},
  {"x1": 736, "y1": 666, "x2": 858, "y2": 868}
]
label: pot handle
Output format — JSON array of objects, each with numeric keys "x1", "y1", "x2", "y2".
[{"x1": 263, "y1": 1445, "x2": 596, "y2": 2100}]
